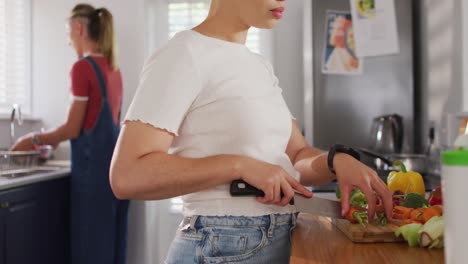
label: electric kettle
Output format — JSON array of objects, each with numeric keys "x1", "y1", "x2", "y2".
[{"x1": 369, "y1": 114, "x2": 403, "y2": 154}]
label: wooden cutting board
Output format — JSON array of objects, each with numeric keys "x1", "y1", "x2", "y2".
[{"x1": 333, "y1": 218, "x2": 405, "y2": 243}]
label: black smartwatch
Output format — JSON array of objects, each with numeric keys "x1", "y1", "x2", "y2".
[{"x1": 327, "y1": 144, "x2": 361, "y2": 174}]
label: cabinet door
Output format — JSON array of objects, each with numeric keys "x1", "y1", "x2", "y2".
[
  {"x1": 40, "y1": 178, "x2": 70, "y2": 263},
  {"x1": 0, "y1": 205, "x2": 6, "y2": 264},
  {"x1": 4, "y1": 187, "x2": 42, "y2": 264},
  {"x1": 0, "y1": 177, "x2": 70, "y2": 264}
]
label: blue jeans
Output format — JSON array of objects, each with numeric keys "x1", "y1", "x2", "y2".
[{"x1": 165, "y1": 214, "x2": 297, "y2": 264}]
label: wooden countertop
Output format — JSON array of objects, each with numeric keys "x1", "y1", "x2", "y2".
[{"x1": 290, "y1": 214, "x2": 444, "y2": 264}]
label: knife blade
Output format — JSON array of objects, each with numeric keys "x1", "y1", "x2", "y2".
[{"x1": 230, "y1": 180, "x2": 343, "y2": 218}]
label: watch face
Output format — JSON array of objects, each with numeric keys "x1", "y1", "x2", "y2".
[{"x1": 32, "y1": 135, "x2": 41, "y2": 145}]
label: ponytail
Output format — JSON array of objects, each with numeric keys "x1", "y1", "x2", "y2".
[
  {"x1": 70, "y1": 4, "x2": 118, "y2": 70},
  {"x1": 93, "y1": 8, "x2": 117, "y2": 70}
]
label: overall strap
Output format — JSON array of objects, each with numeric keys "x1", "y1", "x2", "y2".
[{"x1": 84, "y1": 56, "x2": 108, "y2": 100}]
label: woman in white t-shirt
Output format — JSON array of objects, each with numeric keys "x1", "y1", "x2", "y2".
[{"x1": 110, "y1": 0, "x2": 393, "y2": 263}]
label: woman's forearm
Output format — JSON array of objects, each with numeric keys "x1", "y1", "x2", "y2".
[
  {"x1": 36, "y1": 100, "x2": 86, "y2": 146},
  {"x1": 110, "y1": 153, "x2": 243, "y2": 200},
  {"x1": 38, "y1": 124, "x2": 80, "y2": 146},
  {"x1": 293, "y1": 148, "x2": 337, "y2": 186}
]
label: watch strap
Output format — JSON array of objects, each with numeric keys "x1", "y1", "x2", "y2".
[{"x1": 327, "y1": 144, "x2": 361, "y2": 174}]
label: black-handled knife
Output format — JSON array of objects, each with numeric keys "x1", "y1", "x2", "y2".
[
  {"x1": 230, "y1": 179, "x2": 295, "y2": 204},
  {"x1": 230, "y1": 179, "x2": 266, "y2": 196},
  {"x1": 229, "y1": 180, "x2": 343, "y2": 218}
]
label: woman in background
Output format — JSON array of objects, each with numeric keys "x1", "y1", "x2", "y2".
[{"x1": 11, "y1": 4, "x2": 129, "y2": 264}]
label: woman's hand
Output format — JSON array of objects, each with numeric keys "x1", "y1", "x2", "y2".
[
  {"x1": 10, "y1": 133, "x2": 34, "y2": 151},
  {"x1": 237, "y1": 157, "x2": 313, "y2": 206},
  {"x1": 334, "y1": 153, "x2": 393, "y2": 222}
]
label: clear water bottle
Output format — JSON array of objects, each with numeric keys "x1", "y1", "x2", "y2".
[{"x1": 441, "y1": 136, "x2": 468, "y2": 263}]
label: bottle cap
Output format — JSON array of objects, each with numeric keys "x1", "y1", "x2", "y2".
[{"x1": 442, "y1": 149, "x2": 468, "y2": 166}]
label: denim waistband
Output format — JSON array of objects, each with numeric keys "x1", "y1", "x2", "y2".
[{"x1": 181, "y1": 213, "x2": 297, "y2": 231}]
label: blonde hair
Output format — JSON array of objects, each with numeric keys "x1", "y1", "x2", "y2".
[{"x1": 70, "y1": 4, "x2": 118, "y2": 70}]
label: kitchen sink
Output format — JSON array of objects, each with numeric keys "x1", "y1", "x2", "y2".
[{"x1": 0, "y1": 166, "x2": 61, "y2": 179}]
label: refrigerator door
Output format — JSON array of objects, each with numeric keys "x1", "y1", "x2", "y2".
[{"x1": 309, "y1": 0, "x2": 415, "y2": 153}]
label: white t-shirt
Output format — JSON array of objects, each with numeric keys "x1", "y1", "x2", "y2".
[{"x1": 125, "y1": 30, "x2": 299, "y2": 216}]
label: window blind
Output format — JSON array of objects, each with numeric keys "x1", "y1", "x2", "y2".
[{"x1": 0, "y1": 0, "x2": 31, "y2": 115}]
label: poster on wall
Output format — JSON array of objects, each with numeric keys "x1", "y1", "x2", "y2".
[
  {"x1": 350, "y1": 0, "x2": 399, "y2": 57},
  {"x1": 322, "y1": 10, "x2": 363, "y2": 75}
]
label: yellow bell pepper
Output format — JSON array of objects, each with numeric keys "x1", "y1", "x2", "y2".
[{"x1": 387, "y1": 160, "x2": 425, "y2": 196}]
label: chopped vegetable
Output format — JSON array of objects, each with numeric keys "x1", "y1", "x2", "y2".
[
  {"x1": 428, "y1": 238, "x2": 444, "y2": 249},
  {"x1": 403, "y1": 192, "x2": 429, "y2": 209},
  {"x1": 371, "y1": 204, "x2": 387, "y2": 226},
  {"x1": 336, "y1": 187, "x2": 390, "y2": 227},
  {"x1": 335, "y1": 187, "x2": 369, "y2": 207},
  {"x1": 428, "y1": 185, "x2": 443, "y2": 206},
  {"x1": 345, "y1": 206, "x2": 368, "y2": 227},
  {"x1": 418, "y1": 216, "x2": 444, "y2": 248},
  {"x1": 387, "y1": 160, "x2": 426, "y2": 196},
  {"x1": 375, "y1": 203, "x2": 384, "y2": 214},
  {"x1": 401, "y1": 219, "x2": 423, "y2": 225},
  {"x1": 377, "y1": 212, "x2": 387, "y2": 226},
  {"x1": 395, "y1": 223, "x2": 423, "y2": 246},
  {"x1": 392, "y1": 190, "x2": 405, "y2": 206},
  {"x1": 350, "y1": 190, "x2": 367, "y2": 207},
  {"x1": 392, "y1": 206, "x2": 414, "y2": 219},
  {"x1": 410, "y1": 208, "x2": 425, "y2": 222},
  {"x1": 422, "y1": 207, "x2": 442, "y2": 223},
  {"x1": 395, "y1": 215, "x2": 444, "y2": 248},
  {"x1": 431, "y1": 204, "x2": 443, "y2": 215}
]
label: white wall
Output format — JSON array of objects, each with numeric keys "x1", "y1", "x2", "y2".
[
  {"x1": 272, "y1": 0, "x2": 305, "y2": 131},
  {"x1": 420, "y1": 0, "x2": 464, "y2": 146},
  {"x1": 463, "y1": 0, "x2": 468, "y2": 112}
]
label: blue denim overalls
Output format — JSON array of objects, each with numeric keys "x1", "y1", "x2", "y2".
[{"x1": 70, "y1": 56, "x2": 130, "y2": 264}]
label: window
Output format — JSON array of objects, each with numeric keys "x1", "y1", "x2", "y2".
[
  {"x1": 168, "y1": 0, "x2": 264, "y2": 54},
  {"x1": 0, "y1": 0, "x2": 31, "y2": 115}
]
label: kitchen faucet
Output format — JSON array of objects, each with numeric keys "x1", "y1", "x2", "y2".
[{"x1": 10, "y1": 104, "x2": 23, "y2": 147}]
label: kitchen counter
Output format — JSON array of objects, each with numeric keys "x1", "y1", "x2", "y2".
[
  {"x1": 290, "y1": 214, "x2": 444, "y2": 263},
  {"x1": 0, "y1": 165, "x2": 70, "y2": 191}
]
